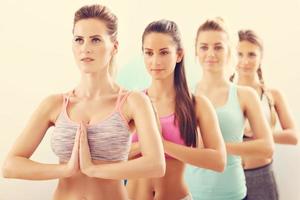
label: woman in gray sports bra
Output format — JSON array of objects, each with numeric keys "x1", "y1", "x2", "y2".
[
  {"x1": 230, "y1": 29, "x2": 299, "y2": 200},
  {"x1": 2, "y1": 4, "x2": 165, "y2": 200}
]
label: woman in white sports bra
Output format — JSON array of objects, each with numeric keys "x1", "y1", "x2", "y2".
[
  {"x1": 2, "y1": 4, "x2": 165, "y2": 200},
  {"x1": 230, "y1": 29, "x2": 299, "y2": 200}
]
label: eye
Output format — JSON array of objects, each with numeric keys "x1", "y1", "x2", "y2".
[
  {"x1": 215, "y1": 45, "x2": 223, "y2": 50},
  {"x1": 92, "y1": 38, "x2": 101, "y2": 43},
  {"x1": 249, "y1": 52, "x2": 256, "y2": 57},
  {"x1": 199, "y1": 46, "x2": 208, "y2": 51},
  {"x1": 160, "y1": 51, "x2": 169, "y2": 55},
  {"x1": 238, "y1": 52, "x2": 243, "y2": 57},
  {"x1": 74, "y1": 38, "x2": 83, "y2": 44},
  {"x1": 144, "y1": 51, "x2": 153, "y2": 56}
]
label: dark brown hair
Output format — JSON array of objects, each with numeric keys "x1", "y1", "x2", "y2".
[
  {"x1": 142, "y1": 20, "x2": 198, "y2": 147},
  {"x1": 230, "y1": 30, "x2": 276, "y2": 128},
  {"x1": 73, "y1": 4, "x2": 118, "y2": 76}
]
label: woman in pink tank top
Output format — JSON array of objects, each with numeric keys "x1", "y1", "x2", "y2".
[
  {"x1": 126, "y1": 20, "x2": 227, "y2": 200},
  {"x1": 2, "y1": 5, "x2": 165, "y2": 200}
]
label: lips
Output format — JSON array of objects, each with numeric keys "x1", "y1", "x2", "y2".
[
  {"x1": 206, "y1": 60, "x2": 217, "y2": 64},
  {"x1": 238, "y1": 66, "x2": 251, "y2": 71},
  {"x1": 81, "y1": 57, "x2": 94, "y2": 62}
]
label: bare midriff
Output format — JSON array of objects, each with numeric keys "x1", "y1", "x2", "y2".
[
  {"x1": 127, "y1": 158, "x2": 189, "y2": 200},
  {"x1": 53, "y1": 160, "x2": 129, "y2": 200}
]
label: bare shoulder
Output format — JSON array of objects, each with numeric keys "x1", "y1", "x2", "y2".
[
  {"x1": 235, "y1": 85, "x2": 260, "y2": 110},
  {"x1": 40, "y1": 94, "x2": 63, "y2": 109},
  {"x1": 121, "y1": 90, "x2": 151, "y2": 119},
  {"x1": 126, "y1": 90, "x2": 150, "y2": 107},
  {"x1": 37, "y1": 94, "x2": 64, "y2": 123},
  {"x1": 267, "y1": 88, "x2": 284, "y2": 103},
  {"x1": 236, "y1": 85, "x2": 258, "y2": 99},
  {"x1": 194, "y1": 94, "x2": 213, "y2": 111},
  {"x1": 236, "y1": 85, "x2": 257, "y2": 96}
]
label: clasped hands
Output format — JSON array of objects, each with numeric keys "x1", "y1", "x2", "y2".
[{"x1": 65, "y1": 122, "x2": 93, "y2": 177}]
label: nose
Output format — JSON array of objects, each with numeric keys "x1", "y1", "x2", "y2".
[
  {"x1": 240, "y1": 57, "x2": 249, "y2": 65},
  {"x1": 80, "y1": 41, "x2": 92, "y2": 54},
  {"x1": 152, "y1": 54, "x2": 161, "y2": 66},
  {"x1": 207, "y1": 48, "x2": 216, "y2": 57}
]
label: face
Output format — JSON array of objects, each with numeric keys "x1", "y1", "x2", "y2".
[
  {"x1": 143, "y1": 33, "x2": 183, "y2": 80},
  {"x1": 196, "y1": 31, "x2": 229, "y2": 72},
  {"x1": 237, "y1": 40, "x2": 262, "y2": 77},
  {"x1": 72, "y1": 18, "x2": 117, "y2": 74}
]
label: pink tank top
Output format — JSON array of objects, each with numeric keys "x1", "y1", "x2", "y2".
[
  {"x1": 132, "y1": 90, "x2": 185, "y2": 159},
  {"x1": 51, "y1": 88, "x2": 132, "y2": 162}
]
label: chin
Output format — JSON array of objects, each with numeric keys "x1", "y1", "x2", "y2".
[
  {"x1": 79, "y1": 65, "x2": 97, "y2": 73},
  {"x1": 150, "y1": 74, "x2": 165, "y2": 80},
  {"x1": 152, "y1": 76, "x2": 164, "y2": 80},
  {"x1": 80, "y1": 68, "x2": 97, "y2": 74},
  {"x1": 239, "y1": 70, "x2": 254, "y2": 76},
  {"x1": 204, "y1": 65, "x2": 221, "y2": 72}
]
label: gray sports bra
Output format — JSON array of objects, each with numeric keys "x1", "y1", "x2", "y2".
[{"x1": 51, "y1": 88, "x2": 132, "y2": 162}]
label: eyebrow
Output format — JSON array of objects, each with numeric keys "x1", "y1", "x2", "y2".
[
  {"x1": 74, "y1": 35, "x2": 103, "y2": 38},
  {"x1": 144, "y1": 47, "x2": 169, "y2": 51},
  {"x1": 199, "y1": 42, "x2": 223, "y2": 45}
]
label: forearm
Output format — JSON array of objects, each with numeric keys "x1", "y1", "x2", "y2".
[
  {"x1": 164, "y1": 141, "x2": 226, "y2": 172},
  {"x1": 2, "y1": 156, "x2": 67, "y2": 180},
  {"x1": 84, "y1": 156, "x2": 165, "y2": 180},
  {"x1": 273, "y1": 129, "x2": 298, "y2": 145},
  {"x1": 226, "y1": 139, "x2": 274, "y2": 159}
]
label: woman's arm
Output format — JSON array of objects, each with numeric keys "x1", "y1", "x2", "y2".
[
  {"x1": 2, "y1": 95, "x2": 79, "y2": 180},
  {"x1": 127, "y1": 96, "x2": 162, "y2": 160},
  {"x1": 128, "y1": 142, "x2": 141, "y2": 160},
  {"x1": 163, "y1": 95, "x2": 226, "y2": 172},
  {"x1": 80, "y1": 92, "x2": 165, "y2": 179},
  {"x1": 270, "y1": 89, "x2": 298, "y2": 145},
  {"x1": 226, "y1": 87, "x2": 274, "y2": 159}
]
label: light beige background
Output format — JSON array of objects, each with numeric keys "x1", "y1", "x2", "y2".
[{"x1": 0, "y1": 0, "x2": 299, "y2": 199}]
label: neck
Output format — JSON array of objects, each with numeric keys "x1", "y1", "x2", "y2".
[
  {"x1": 76, "y1": 70, "x2": 117, "y2": 98},
  {"x1": 237, "y1": 75, "x2": 260, "y2": 89},
  {"x1": 148, "y1": 73, "x2": 176, "y2": 100},
  {"x1": 199, "y1": 70, "x2": 229, "y2": 90}
]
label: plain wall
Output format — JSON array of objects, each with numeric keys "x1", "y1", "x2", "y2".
[{"x1": 0, "y1": 0, "x2": 299, "y2": 199}]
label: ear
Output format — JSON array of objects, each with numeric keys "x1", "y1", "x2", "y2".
[
  {"x1": 112, "y1": 40, "x2": 119, "y2": 55},
  {"x1": 176, "y1": 49, "x2": 184, "y2": 63}
]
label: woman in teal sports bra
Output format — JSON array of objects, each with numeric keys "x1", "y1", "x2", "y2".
[
  {"x1": 230, "y1": 29, "x2": 299, "y2": 200},
  {"x1": 2, "y1": 4, "x2": 165, "y2": 200},
  {"x1": 126, "y1": 20, "x2": 226, "y2": 200},
  {"x1": 184, "y1": 18, "x2": 274, "y2": 200}
]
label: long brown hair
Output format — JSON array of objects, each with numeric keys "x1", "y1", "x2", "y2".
[
  {"x1": 230, "y1": 30, "x2": 276, "y2": 128},
  {"x1": 142, "y1": 20, "x2": 198, "y2": 147},
  {"x1": 73, "y1": 4, "x2": 118, "y2": 76}
]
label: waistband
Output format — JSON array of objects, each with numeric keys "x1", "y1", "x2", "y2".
[{"x1": 244, "y1": 161, "x2": 274, "y2": 174}]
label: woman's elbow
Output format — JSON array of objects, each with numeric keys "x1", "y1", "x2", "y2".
[
  {"x1": 214, "y1": 153, "x2": 227, "y2": 173},
  {"x1": 291, "y1": 133, "x2": 299, "y2": 145},
  {"x1": 263, "y1": 141, "x2": 274, "y2": 159},
  {"x1": 155, "y1": 159, "x2": 166, "y2": 177},
  {"x1": 200, "y1": 151, "x2": 226, "y2": 173},
  {"x1": 150, "y1": 157, "x2": 166, "y2": 177},
  {"x1": 2, "y1": 158, "x2": 15, "y2": 178}
]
